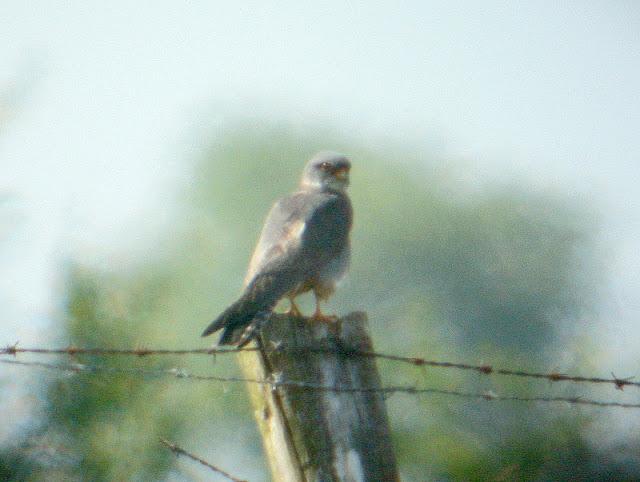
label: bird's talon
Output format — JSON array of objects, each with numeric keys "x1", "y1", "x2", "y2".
[{"x1": 311, "y1": 312, "x2": 338, "y2": 324}]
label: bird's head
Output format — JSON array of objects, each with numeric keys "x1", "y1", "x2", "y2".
[{"x1": 300, "y1": 151, "x2": 351, "y2": 192}]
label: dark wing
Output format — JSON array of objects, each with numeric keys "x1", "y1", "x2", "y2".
[{"x1": 244, "y1": 190, "x2": 352, "y2": 287}]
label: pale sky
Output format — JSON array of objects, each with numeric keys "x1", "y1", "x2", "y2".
[{"x1": 1, "y1": 0, "x2": 639, "y2": 462}]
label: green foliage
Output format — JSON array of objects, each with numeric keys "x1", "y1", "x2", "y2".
[
  {"x1": 2, "y1": 120, "x2": 630, "y2": 480},
  {"x1": 0, "y1": 444, "x2": 39, "y2": 482}
]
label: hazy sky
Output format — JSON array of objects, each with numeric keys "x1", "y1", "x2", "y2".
[{"x1": 1, "y1": 0, "x2": 639, "y2": 446}]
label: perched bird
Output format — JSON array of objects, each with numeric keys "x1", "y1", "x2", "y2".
[{"x1": 201, "y1": 152, "x2": 353, "y2": 346}]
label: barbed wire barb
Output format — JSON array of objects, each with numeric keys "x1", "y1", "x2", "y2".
[{"x1": 159, "y1": 438, "x2": 247, "y2": 482}]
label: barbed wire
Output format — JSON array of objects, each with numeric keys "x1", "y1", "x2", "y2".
[
  {"x1": 0, "y1": 345, "x2": 253, "y2": 357},
  {"x1": 2, "y1": 357, "x2": 639, "y2": 409},
  {"x1": 2, "y1": 343, "x2": 637, "y2": 390},
  {"x1": 159, "y1": 438, "x2": 247, "y2": 482}
]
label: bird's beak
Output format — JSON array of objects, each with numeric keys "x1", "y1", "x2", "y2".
[{"x1": 333, "y1": 166, "x2": 349, "y2": 180}]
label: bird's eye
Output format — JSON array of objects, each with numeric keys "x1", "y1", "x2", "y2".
[{"x1": 318, "y1": 162, "x2": 331, "y2": 171}]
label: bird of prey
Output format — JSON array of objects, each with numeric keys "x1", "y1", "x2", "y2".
[{"x1": 201, "y1": 152, "x2": 353, "y2": 346}]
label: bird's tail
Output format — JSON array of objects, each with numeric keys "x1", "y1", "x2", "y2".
[{"x1": 201, "y1": 272, "x2": 292, "y2": 346}]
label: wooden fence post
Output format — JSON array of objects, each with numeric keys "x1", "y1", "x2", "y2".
[{"x1": 238, "y1": 311, "x2": 399, "y2": 482}]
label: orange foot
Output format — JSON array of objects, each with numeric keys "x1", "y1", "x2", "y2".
[
  {"x1": 311, "y1": 307, "x2": 338, "y2": 324},
  {"x1": 312, "y1": 307, "x2": 342, "y2": 338}
]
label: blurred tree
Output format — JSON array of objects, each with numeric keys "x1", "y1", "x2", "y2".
[{"x1": 2, "y1": 120, "x2": 635, "y2": 481}]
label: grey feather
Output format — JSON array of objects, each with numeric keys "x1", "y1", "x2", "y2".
[{"x1": 202, "y1": 152, "x2": 353, "y2": 345}]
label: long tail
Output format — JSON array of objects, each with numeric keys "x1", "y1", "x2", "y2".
[{"x1": 201, "y1": 272, "x2": 292, "y2": 346}]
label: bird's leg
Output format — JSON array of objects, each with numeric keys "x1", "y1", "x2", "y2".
[
  {"x1": 311, "y1": 294, "x2": 337, "y2": 323},
  {"x1": 286, "y1": 296, "x2": 302, "y2": 318}
]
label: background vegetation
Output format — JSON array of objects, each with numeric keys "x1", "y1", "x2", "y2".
[{"x1": 1, "y1": 122, "x2": 636, "y2": 481}]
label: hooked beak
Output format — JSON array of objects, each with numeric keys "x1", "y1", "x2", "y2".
[{"x1": 333, "y1": 166, "x2": 349, "y2": 180}]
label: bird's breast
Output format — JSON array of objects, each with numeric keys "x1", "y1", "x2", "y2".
[{"x1": 318, "y1": 244, "x2": 351, "y2": 286}]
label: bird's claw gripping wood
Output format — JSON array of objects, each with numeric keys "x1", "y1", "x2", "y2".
[
  {"x1": 311, "y1": 295, "x2": 339, "y2": 323},
  {"x1": 311, "y1": 302, "x2": 342, "y2": 338},
  {"x1": 311, "y1": 309, "x2": 338, "y2": 324}
]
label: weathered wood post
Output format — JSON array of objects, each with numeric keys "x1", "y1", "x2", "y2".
[{"x1": 238, "y1": 311, "x2": 399, "y2": 482}]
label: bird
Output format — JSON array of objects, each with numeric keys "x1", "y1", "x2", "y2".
[{"x1": 201, "y1": 151, "x2": 353, "y2": 347}]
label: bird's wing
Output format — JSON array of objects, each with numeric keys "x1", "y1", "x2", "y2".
[{"x1": 243, "y1": 191, "x2": 352, "y2": 288}]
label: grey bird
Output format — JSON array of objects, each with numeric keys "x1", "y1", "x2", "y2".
[{"x1": 201, "y1": 152, "x2": 353, "y2": 346}]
